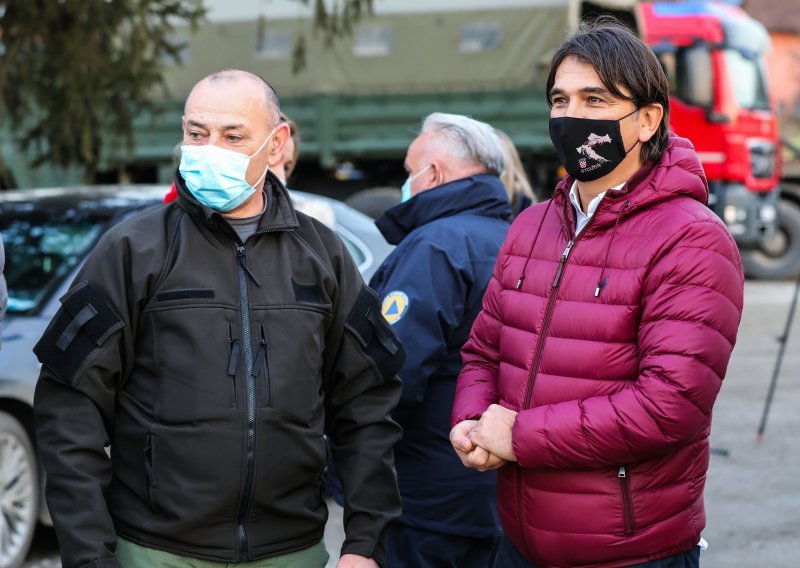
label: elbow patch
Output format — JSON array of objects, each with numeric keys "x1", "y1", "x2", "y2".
[
  {"x1": 345, "y1": 286, "x2": 406, "y2": 382},
  {"x1": 34, "y1": 280, "x2": 124, "y2": 386}
]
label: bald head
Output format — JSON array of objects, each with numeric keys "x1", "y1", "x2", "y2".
[{"x1": 188, "y1": 69, "x2": 281, "y2": 128}]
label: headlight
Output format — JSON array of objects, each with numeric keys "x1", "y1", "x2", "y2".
[
  {"x1": 748, "y1": 139, "x2": 775, "y2": 179},
  {"x1": 759, "y1": 204, "x2": 777, "y2": 223},
  {"x1": 724, "y1": 205, "x2": 747, "y2": 224}
]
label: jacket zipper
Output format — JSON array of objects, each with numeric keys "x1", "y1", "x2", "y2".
[
  {"x1": 618, "y1": 466, "x2": 635, "y2": 535},
  {"x1": 235, "y1": 243, "x2": 257, "y2": 561},
  {"x1": 521, "y1": 239, "x2": 575, "y2": 409},
  {"x1": 514, "y1": 197, "x2": 619, "y2": 546},
  {"x1": 227, "y1": 226, "x2": 282, "y2": 560},
  {"x1": 228, "y1": 322, "x2": 240, "y2": 409},
  {"x1": 515, "y1": 238, "x2": 576, "y2": 553}
]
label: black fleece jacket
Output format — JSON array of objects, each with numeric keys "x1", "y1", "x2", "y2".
[{"x1": 33, "y1": 173, "x2": 405, "y2": 567}]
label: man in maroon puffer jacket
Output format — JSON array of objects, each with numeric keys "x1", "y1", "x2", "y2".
[{"x1": 450, "y1": 20, "x2": 744, "y2": 568}]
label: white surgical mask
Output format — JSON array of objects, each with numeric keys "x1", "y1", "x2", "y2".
[{"x1": 179, "y1": 126, "x2": 277, "y2": 212}]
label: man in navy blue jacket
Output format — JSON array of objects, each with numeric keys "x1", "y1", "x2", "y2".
[{"x1": 371, "y1": 113, "x2": 511, "y2": 567}]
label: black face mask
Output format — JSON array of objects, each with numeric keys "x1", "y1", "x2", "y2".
[{"x1": 549, "y1": 109, "x2": 639, "y2": 182}]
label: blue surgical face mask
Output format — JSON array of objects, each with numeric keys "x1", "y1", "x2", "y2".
[
  {"x1": 179, "y1": 126, "x2": 277, "y2": 212},
  {"x1": 400, "y1": 164, "x2": 432, "y2": 203}
]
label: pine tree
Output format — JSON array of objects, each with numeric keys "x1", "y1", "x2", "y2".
[{"x1": 0, "y1": 0, "x2": 205, "y2": 185}]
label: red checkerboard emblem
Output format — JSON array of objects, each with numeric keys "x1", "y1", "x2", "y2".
[{"x1": 579, "y1": 158, "x2": 587, "y2": 168}]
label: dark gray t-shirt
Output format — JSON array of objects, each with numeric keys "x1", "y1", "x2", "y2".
[{"x1": 225, "y1": 192, "x2": 267, "y2": 242}]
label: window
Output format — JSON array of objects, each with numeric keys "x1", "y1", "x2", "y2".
[
  {"x1": 353, "y1": 25, "x2": 393, "y2": 57},
  {"x1": 723, "y1": 49, "x2": 770, "y2": 111},
  {"x1": 255, "y1": 28, "x2": 293, "y2": 60},
  {"x1": 0, "y1": 219, "x2": 102, "y2": 314},
  {"x1": 658, "y1": 46, "x2": 713, "y2": 108},
  {"x1": 459, "y1": 22, "x2": 503, "y2": 53}
]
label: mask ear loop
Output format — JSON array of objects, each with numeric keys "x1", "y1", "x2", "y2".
[
  {"x1": 249, "y1": 125, "x2": 281, "y2": 189},
  {"x1": 249, "y1": 125, "x2": 279, "y2": 159},
  {"x1": 621, "y1": 107, "x2": 641, "y2": 156}
]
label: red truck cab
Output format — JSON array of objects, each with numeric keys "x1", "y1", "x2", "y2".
[{"x1": 639, "y1": 1, "x2": 780, "y2": 246}]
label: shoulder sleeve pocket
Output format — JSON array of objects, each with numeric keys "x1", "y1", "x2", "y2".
[
  {"x1": 345, "y1": 286, "x2": 406, "y2": 382},
  {"x1": 34, "y1": 280, "x2": 124, "y2": 386}
]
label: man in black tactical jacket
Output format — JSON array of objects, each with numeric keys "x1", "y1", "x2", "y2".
[{"x1": 33, "y1": 69, "x2": 405, "y2": 568}]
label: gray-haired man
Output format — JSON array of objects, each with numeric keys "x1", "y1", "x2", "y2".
[{"x1": 371, "y1": 113, "x2": 511, "y2": 567}]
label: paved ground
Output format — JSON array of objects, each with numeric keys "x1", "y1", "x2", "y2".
[
  {"x1": 700, "y1": 280, "x2": 800, "y2": 567},
  {"x1": 24, "y1": 280, "x2": 800, "y2": 567}
]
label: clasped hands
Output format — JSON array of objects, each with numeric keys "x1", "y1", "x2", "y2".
[{"x1": 449, "y1": 404, "x2": 518, "y2": 472}]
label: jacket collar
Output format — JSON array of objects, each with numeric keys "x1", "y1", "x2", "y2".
[
  {"x1": 375, "y1": 174, "x2": 511, "y2": 245},
  {"x1": 174, "y1": 169, "x2": 300, "y2": 237},
  {"x1": 553, "y1": 134, "x2": 708, "y2": 233}
]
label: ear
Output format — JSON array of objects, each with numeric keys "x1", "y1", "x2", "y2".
[
  {"x1": 429, "y1": 161, "x2": 444, "y2": 187},
  {"x1": 180, "y1": 116, "x2": 187, "y2": 137},
  {"x1": 637, "y1": 103, "x2": 664, "y2": 143},
  {"x1": 267, "y1": 123, "x2": 291, "y2": 168}
]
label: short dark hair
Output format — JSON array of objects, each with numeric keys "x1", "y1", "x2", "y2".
[{"x1": 546, "y1": 18, "x2": 670, "y2": 164}]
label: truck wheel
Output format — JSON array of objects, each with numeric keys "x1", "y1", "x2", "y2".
[
  {"x1": 741, "y1": 199, "x2": 800, "y2": 280},
  {"x1": 0, "y1": 411, "x2": 39, "y2": 568},
  {"x1": 345, "y1": 188, "x2": 400, "y2": 219}
]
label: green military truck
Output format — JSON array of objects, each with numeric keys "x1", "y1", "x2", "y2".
[
  {"x1": 132, "y1": 0, "x2": 576, "y2": 215},
  {"x1": 2, "y1": 0, "x2": 796, "y2": 276}
]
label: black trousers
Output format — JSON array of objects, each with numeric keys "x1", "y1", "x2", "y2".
[
  {"x1": 386, "y1": 522, "x2": 500, "y2": 568},
  {"x1": 493, "y1": 536, "x2": 701, "y2": 568}
]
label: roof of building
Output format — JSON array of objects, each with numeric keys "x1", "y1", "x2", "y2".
[{"x1": 744, "y1": 0, "x2": 800, "y2": 34}]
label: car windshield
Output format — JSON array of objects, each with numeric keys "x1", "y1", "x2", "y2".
[{"x1": 0, "y1": 217, "x2": 103, "y2": 314}]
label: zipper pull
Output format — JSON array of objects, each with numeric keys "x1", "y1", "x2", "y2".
[
  {"x1": 236, "y1": 245, "x2": 262, "y2": 287},
  {"x1": 595, "y1": 276, "x2": 608, "y2": 298},
  {"x1": 618, "y1": 465, "x2": 626, "y2": 478},
  {"x1": 552, "y1": 240, "x2": 575, "y2": 289},
  {"x1": 228, "y1": 339, "x2": 240, "y2": 377}
]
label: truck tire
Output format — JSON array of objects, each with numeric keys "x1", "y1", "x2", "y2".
[
  {"x1": 741, "y1": 199, "x2": 800, "y2": 280},
  {"x1": 0, "y1": 411, "x2": 39, "y2": 568},
  {"x1": 345, "y1": 188, "x2": 400, "y2": 220}
]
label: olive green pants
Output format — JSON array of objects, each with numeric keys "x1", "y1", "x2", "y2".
[{"x1": 116, "y1": 538, "x2": 329, "y2": 568}]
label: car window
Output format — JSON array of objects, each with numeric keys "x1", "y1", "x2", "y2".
[{"x1": 0, "y1": 218, "x2": 102, "y2": 314}]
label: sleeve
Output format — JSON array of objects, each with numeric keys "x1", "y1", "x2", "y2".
[
  {"x1": 321, "y1": 235, "x2": 406, "y2": 568},
  {"x1": 511, "y1": 220, "x2": 745, "y2": 470},
  {"x1": 376, "y1": 239, "x2": 468, "y2": 407},
  {"x1": 451, "y1": 239, "x2": 509, "y2": 427},
  {"x1": 33, "y1": 229, "x2": 149, "y2": 568}
]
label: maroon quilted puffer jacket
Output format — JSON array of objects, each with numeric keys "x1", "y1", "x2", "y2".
[{"x1": 452, "y1": 136, "x2": 744, "y2": 568}]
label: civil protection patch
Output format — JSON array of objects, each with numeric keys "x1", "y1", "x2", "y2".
[{"x1": 381, "y1": 291, "x2": 409, "y2": 325}]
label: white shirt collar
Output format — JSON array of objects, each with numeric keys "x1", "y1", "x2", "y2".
[{"x1": 569, "y1": 181, "x2": 626, "y2": 235}]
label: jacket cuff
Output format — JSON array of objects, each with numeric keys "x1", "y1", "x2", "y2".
[
  {"x1": 450, "y1": 404, "x2": 489, "y2": 428},
  {"x1": 341, "y1": 540, "x2": 386, "y2": 568},
  {"x1": 512, "y1": 407, "x2": 549, "y2": 469}
]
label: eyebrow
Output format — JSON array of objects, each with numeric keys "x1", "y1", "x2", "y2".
[
  {"x1": 548, "y1": 86, "x2": 614, "y2": 98},
  {"x1": 185, "y1": 119, "x2": 247, "y2": 132}
]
